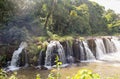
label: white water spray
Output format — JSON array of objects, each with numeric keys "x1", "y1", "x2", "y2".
[
  {"x1": 8, "y1": 42, "x2": 27, "y2": 71},
  {"x1": 45, "y1": 41, "x2": 66, "y2": 69},
  {"x1": 83, "y1": 41, "x2": 95, "y2": 60},
  {"x1": 95, "y1": 39, "x2": 106, "y2": 59}
]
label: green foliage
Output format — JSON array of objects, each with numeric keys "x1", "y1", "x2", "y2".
[
  {"x1": 88, "y1": 1, "x2": 108, "y2": 34},
  {"x1": 1, "y1": 0, "x2": 120, "y2": 39},
  {"x1": 71, "y1": 69, "x2": 100, "y2": 79},
  {"x1": 47, "y1": 31, "x2": 54, "y2": 38},
  {"x1": 0, "y1": 0, "x2": 16, "y2": 27},
  {"x1": 104, "y1": 9, "x2": 120, "y2": 34},
  {"x1": 36, "y1": 37, "x2": 48, "y2": 42},
  {"x1": 0, "y1": 69, "x2": 7, "y2": 79},
  {"x1": 34, "y1": 36, "x2": 48, "y2": 51},
  {"x1": 26, "y1": 42, "x2": 40, "y2": 65},
  {"x1": 55, "y1": 55, "x2": 62, "y2": 69},
  {"x1": 47, "y1": 56, "x2": 62, "y2": 79},
  {"x1": 0, "y1": 55, "x2": 6, "y2": 66},
  {"x1": 36, "y1": 74, "x2": 41, "y2": 79},
  {"x1": 27, "y1": 42, "x2": 40, "y2": 55},
  {"x1": 9, "y1": 72, "x2": 17, "y2": 79},
  {"x1": 2, "y1": 27, "x2": 29, "y2": 44},
  {"x1": 0, "y1": 69, "x2": 17, "y2": 79},
  {"x1": 42, "y1": 4, "x2": 47, "y2": 12},
  {"x1": 70, "y1": 10, "x2": 78, "y2": 16}
]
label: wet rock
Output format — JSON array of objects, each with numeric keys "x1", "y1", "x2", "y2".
[
  {"x1": 0, "y1": 45, "x2": 18, "y2": 67},
  {"x1": 103, "y1": 38, "x2": 115, "y2": 53},
  {"x1": 87, "y1": 39, "x2": 96, "y2": 57},
  {"x1": 72, "y1": 39, "x2": 81, "y2": 63},
  {"x1": 60, "y1": 41, "x2": 73, "y2": 63}
]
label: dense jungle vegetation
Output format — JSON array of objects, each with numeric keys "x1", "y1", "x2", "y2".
[{"x1": 0, "y1": 0, "x2": 120, "y2": 44}]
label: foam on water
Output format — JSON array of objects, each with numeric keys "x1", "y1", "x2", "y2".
[{"x1": 7, "y1": 42, "x2": 27, "y2": 71}]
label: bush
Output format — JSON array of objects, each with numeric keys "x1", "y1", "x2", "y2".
[
  {"x1": 0, "y1": 69, "x2": 7, "y2": 79},
  {"x1": 71, "y1": 69, "x2": 100, "y2": 79}
]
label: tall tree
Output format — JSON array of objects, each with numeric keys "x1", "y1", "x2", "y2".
[{"x1": 88, "y1": 2, "x2": 107, "y2": 34}]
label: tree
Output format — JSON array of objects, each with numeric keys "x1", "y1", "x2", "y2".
[
  {"x1": 104, "y1": 9, "x2": 120, "y2": 34},
  {"x1": 0, "y1": 0, "x2": 15, "y2": 27},
  {"x1": 88, "y1": 2, "x2": 108, "y2": 34}
]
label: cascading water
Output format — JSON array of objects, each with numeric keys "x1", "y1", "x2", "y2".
[
  {"x1": 82, "y1": 41, "x2": 95, "y2": 60},
  {"x1": 38, "y1": 50, "x2": 43, "y2": 66},
  {"x1": 66, "y1": 41, "x2": 74, "y2": 63},
  {"x1": 45, "y1": 41, "x2": 66, "y2": 69},
  {"x1": 103, "y1": 38, "x2": 115, "y2": 53},
  {"x1": 95, "y1": 39, "x2": 106, "y2": 59},
  {"x1": 79, "y1": 42, "x2": 85, "y2": 60},
  {"x1": 111, "y1": 38, "x2": 120, "y2": 52},
  {"x1": 71, "y1": 39, "x2": 95, "y2": 62},
  {"x1": 65, "y1": 41, "x2": 74, "y2": 64},
  {"x1": 101, "y1": 37, "x2": 120, "y2": 63},
  {"x1": 45, "y1": 41, "x2": 56, "y2": 68},
  {"x1": 56, "y1": 41, "x2": 66, "y2": 64},
  {"x1": 66, "y1": 41, "x2": 73, "y2": 56},
  {"x1": 8, "y1": 42, "x2": 27, "y2": 71}
]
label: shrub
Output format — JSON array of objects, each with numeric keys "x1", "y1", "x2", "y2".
[
  {"x1": 0, "y1": 69, "x2": 7, "y2": 79},
  {"x1": 71, "y1": 69, "x2": 100, "y2": 79},
  {"x1": 36, "y1": 74, "x2": 41, "y2": 79}
]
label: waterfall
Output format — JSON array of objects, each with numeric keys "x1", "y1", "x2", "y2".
[
  {"x1": 103, "y1": 38, "x2": 115, "y2": 53},
  {"x1": 100, "y1": 37, "x2": 120, "y2": 62},
  {"x1": 66, "y1": 41, "x2": 73, "y2": 57},
  {"x1": 24, "y1": 50, "x2": 29, "y2": 67},
  {"x1": 79, "y1": 42, "x2": 85, "y2": 60},
  {"x1": 8, "y1": 42, "x2": 27, "y2": 71},
  {"x1": 82, "y1": 41, "x2": 95, "y2": 60},
  {"x1": 56, "y1": 41, "x2": 66, "y2": 64},
  {"x1": 66, "y1": 41, "x2": 74, "y2": 63},
  {"x1": 111, "y1": 38, "x2": 120, "y2": 52},
  {"x1": 45, "y1": 41, "x2": 56, "y2": 67},
  {"x1": 45, "y1": 41, "x2": 66, "y2": 68},
  {"x1": 95, "y1": 39, "x2": 106, "y2": 59},
  {"x1": 38, "y1": 50, "x2": 43, "y2": 66},
  {"x1": 72, "y1": 40, "x2": 95, "y2": 62}
]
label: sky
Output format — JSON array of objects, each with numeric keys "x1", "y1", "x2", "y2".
[{"x1": 89, "y1": 0, "x2": 120, "y2": 14}]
